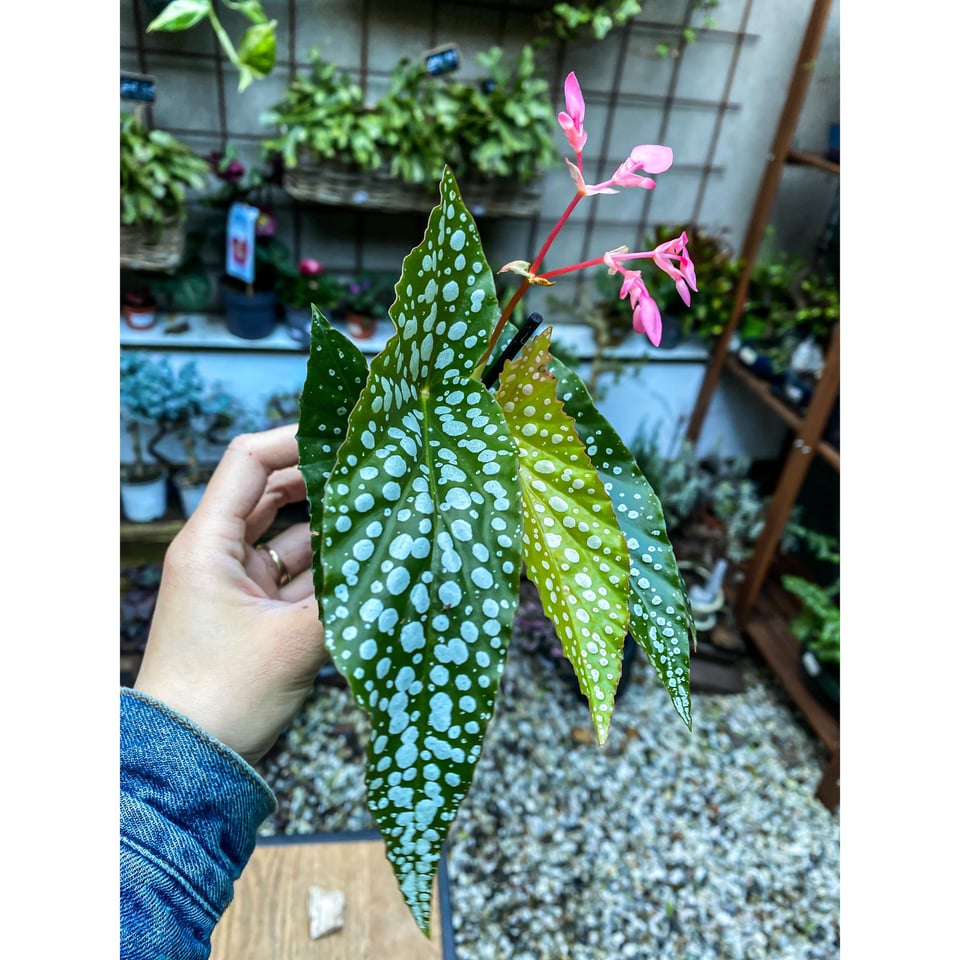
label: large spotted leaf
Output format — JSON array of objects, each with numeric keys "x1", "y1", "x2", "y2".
[
  {"x1": 319, "y1": 168, "x2": 523, "y2": 937},
  {"x1": 495, "y1": 327, "x2": 631, "y2": 745},
  {"x1": 550, "y1": 356, "x2": 694, "y2": 728},
  {"x1": 297, "y1": 305, "x2": 371, "y2": 593}
]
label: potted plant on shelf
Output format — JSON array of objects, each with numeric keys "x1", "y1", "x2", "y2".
[
  {"x1": 743, "y1": 249, "x2": 839, "y2": 408},
  {"x1": 340, "y1": 271, "x2": 394, "y2": 340},
  {"x1": 120, "y1": 110, "x2": 210, "y2": 271},
  {"x1": 782, "y1": 529, "x2": 840, "y2": 714},
  {"x1": 120, "y1": 353, "x2": 172, "y2": 522},
  {"x1": 277, "y1": 258, "x2": 346, "y2": 344},
  {"x1": 205, "y1": 144, "x2": 293, "y2": 339},
  {"x1": 120, "y1": 286, "x2": 159, "y2": 331}
]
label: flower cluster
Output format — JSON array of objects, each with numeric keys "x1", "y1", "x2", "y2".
[
  {"x1": 496, "y1": 72, "x2": 697, "y2": 348},
  {"x1": 278, "y1": 258, "x2": 346, "y2": 311}
]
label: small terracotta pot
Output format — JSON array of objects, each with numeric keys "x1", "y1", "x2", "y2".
[
  {"x1": 122, "y1": 304, "x2": 158, "y2": 331},
  {"x1": 346, "y1": 310, "x2": 378, "y2": 341}
]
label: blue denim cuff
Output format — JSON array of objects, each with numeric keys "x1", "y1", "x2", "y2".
[{"x1": 120, "y1": 688, "x2": 277, "y2": 959}]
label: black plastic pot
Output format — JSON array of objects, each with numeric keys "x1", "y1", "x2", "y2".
[{"x1": 220, "y1": 278, "x2": 279, "y2": 340}]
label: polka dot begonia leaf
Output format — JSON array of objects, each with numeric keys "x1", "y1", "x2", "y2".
[
  {"x1": 316, "y1": 168, "x2": 523, "y2": 937},
  {"x1": 297, "y1": 304, "x2": 371, "y2": 595},
  {"x1": 549, "y1": 356, "x2": 694, "y2": 729},
  {"x1": 495, "y1": 328, "x2": 632, "y2": 746}
]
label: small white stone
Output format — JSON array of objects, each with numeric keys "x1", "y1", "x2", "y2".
[{"x1": 308, "y1": 886, "x2": 345, "y2": 939}]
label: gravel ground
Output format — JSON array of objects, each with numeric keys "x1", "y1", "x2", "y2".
[{"x1": 259, "y1": 639, "x2": 840, "y2": 959}]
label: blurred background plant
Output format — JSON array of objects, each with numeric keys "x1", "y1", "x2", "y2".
[
  {"x1": 277, "y1": 259, "x2": 346, "y2": 311},
  {"x1": 261, "y1": 45, "x2": 558, "y2": 187},
  {"x1": 145, "y1": 0, "x2": 277, "y2": 92},
  {"x1": 120, "y1": 111, "x2": 210, "y2": 230},
  {"x1": 537, "y1": 0, "x2": 718, "y2": 50},
  {"x1": 204, "y1": 142, "x2": 294, "y2": 291}
]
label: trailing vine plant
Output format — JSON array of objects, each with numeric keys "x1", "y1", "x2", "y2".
[
  {"x1": 296, "y1": 71, "x2": 699, "y2": 937},
  {"x1": 538, "y1": 0, "x2": 720, "y2": 54},
  {"x1": 145, "y1": 0, "x2": 277, "y2": 92}
]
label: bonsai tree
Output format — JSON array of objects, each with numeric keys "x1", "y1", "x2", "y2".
[
  {"x1": 120, "y1": 111, "x2": 210, "y2": 232},
  {"x1": 120, "y1": 352, "x2": 205, "y2": 470}
]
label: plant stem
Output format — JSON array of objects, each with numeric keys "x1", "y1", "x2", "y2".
[
  {"x1": 207, "y1": 7, "x2": 241, "y2": 69},
  {"x1": 473, "y1": 192, "x2": 583, "y2": 378}
]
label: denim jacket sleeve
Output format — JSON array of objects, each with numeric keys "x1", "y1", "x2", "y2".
[{"x1": 120, "y1": 688, "x2": 277, "y2": 960}]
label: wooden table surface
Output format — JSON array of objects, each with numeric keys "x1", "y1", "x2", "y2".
[{"x1": 210, "y1": 832, "x2": 452, "y2": 960}]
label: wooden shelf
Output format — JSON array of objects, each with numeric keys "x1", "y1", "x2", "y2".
[
  {"x1": 742, "y1": 571, "x2": 839, "y2": 810},
  {"x1": 786, "y1": 148, "x2": 840, "y2": 175},
  {"x1": 724, "y1": 354, "x2": 839, "y2": 471}
]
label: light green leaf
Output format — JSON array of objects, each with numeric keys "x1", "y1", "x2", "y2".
[
  {"x1": 495, "y1": 328, "x2": 631, "y2": 745},
  {"x1": 146, "y1": 0, "x2": 210, "y2": 32},
  {"x1": 550, "y1": 357, "x2": 694, "y2": 728},
  {"x1": 222, "y1": 0, "x2": 268, "y2": 24},
  {"x1": 296, "y1": 305, "x2": 370, "y2": 595},
  {"x1": 237, "y1": 21, "x2": 277, "y2": 81},
  {"x1": 318, "y1": 168, "x2": 522, "y2": 937}
]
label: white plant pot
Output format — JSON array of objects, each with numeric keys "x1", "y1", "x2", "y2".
[
  {"x1": 176, "y1": 479, "x2": 207, "y2": 518},
  {"x1": 121, "y1": 473, "x2": 168, "y2": 522}
]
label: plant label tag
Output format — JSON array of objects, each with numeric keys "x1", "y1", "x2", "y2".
[
  {"x1": 226, "y1": 203, "x2": 259, "y2": 284},
  {"x1": 424, "y1": 43, "x2": 460, "y2": 76},
  {"x1": 120, "y1": 72, "x2": 157, "y2": 103}
]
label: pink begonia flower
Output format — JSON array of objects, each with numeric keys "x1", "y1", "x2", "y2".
[
  {"x1": 299, "y1": 258, "x2": 323, "y2": 276},
  {"x1": 652, "y1": 231, "x2": 698, "y2": 306},
  {"x1": 622, "y1": 272, "x2": 662, "y2": 346},
  {"x1": 603, "y1": 248, "x2": 662, "y2": 346},
  {"x1": 557, "y1": 72, "x2": 587, "y2": 156},
  {"x1": 565, "y1": 144, "x2": 675, "y2": 197}
]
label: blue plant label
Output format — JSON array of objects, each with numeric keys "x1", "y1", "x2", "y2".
[
  {"x1": 424, "y1": 43, "x2": 460, "y2": 76},
  {"x1": 120, "y1": 72, "x2": 157, "y2": 103},
  {"x1": 226, "y1": 203, "x2": 259, "y2": 284}
]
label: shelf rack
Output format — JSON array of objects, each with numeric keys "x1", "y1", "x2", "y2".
[{"x1": 684, "y1": 0, "x2": 839, "y2": 810}]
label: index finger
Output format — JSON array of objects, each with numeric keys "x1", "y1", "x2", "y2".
[{"x1": 194, "y1": 424, "x2": 301, "y2": 527}]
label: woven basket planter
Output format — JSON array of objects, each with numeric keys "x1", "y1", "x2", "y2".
[
  {"x1": 283, "y1": 159, "x2": 544, "y2": 219},
  {"x1": 120, "y1": 217, "x2": 187, "y2": 272}
]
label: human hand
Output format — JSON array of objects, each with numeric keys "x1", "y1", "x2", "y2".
[{"x1": 134, "y1": 424, "x2": 327, "y2": 766}]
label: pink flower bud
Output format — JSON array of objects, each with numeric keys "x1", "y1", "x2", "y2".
[{"x1": 299, "y1": 258, "x2": 323, "y2": 277}]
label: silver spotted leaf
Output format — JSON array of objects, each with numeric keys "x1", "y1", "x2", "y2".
[
  {"x1": 550, "y1": 355, "x2": 694, "y2": 729},
  {"x1": 297, "y1": 304, "x2": 371, "y2": 594},
  {"x1": 319, "y1": 168, "x2": 523, "y2": 937},
  {"x1": 495, "y1": 327, "x2": 632, "y2": 745}
]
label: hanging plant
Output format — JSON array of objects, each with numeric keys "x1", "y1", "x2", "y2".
[
  {"x1": 146, "y1": 0, "x2": 277, "y2": 92},
  {"x1": 537, "y1": 0, "x2": 720, "y2": 55}
]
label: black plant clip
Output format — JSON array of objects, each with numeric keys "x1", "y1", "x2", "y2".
[{"x1": 481, "y1": 313, "x2": 544, "y2": 389}]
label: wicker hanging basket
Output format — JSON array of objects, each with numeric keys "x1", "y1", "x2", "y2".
[
  {"x1": 120, "y1": 217, "x2": 187, "y2": 272},
  {"x1": 282, "y1": 158, "x2": 544, "y2": 219}
]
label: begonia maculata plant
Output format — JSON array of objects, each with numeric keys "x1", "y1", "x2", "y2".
[{"x1": 296, "y1": 71, "x2": 698, "y2": 936}]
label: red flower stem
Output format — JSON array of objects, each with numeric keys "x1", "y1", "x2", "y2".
[
  {"x1": 529, "y1": 193, "x2": 582, "y2": 274},
  {"x1": 474, "y1": 193, "x2": 583, "y2": 377},
  {"x1": 539, "y1": 249, "x2": 654, "y2": 281}
]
